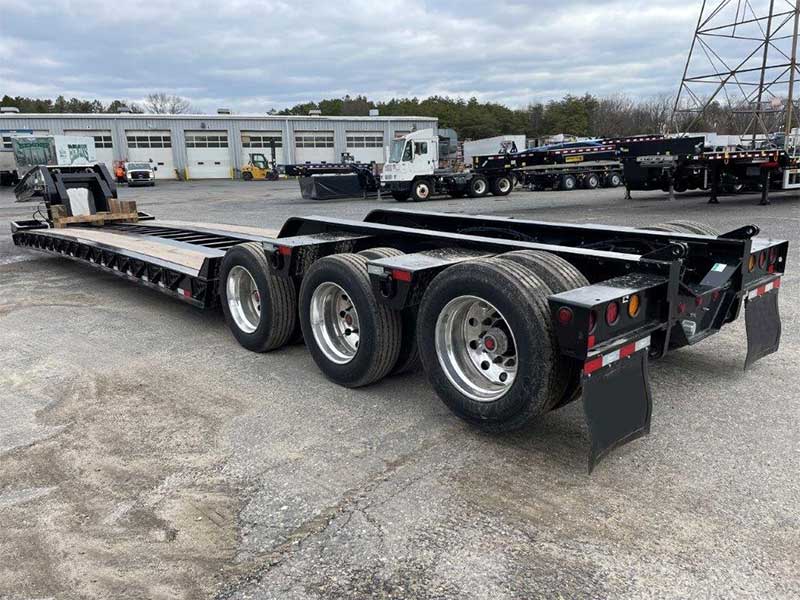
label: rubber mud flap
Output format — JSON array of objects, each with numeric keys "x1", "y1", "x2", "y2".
[
  {"x1": 745, "y1": 290, "x2": 781, "y2": 370},
  {"x1": 582, "y1": 351, "x2": 652, "y2": 472}
]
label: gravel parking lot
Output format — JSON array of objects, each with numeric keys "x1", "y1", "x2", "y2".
[{"x1": 1, "y1": 180, "x2": 798, "y2": 599}]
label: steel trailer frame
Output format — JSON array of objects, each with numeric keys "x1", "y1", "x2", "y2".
[{"x1": 11, "y1": 208, "x2": 787, "y2": 470}]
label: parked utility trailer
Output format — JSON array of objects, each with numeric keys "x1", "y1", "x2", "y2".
[{"x1": 12, "y1": 180, "x2": 788, "y2": 469}]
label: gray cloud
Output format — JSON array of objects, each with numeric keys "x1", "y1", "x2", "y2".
[{"x1": 0, "y1": 0, "x2": 700, "y2": 111}]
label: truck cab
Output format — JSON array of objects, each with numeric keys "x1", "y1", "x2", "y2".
[{"x1": 124, "y1": 161, "x2": 156, "y2": 186}]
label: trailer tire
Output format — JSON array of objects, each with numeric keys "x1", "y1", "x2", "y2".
[
  {"x1": 497, "y1": 250, "x2": 590, "y2": 409},
  {"x1": 467, "y1": 175, "x2": 488, "y2": 197},
  {"x1": 639, "y1": 223, "x2": 686, "y2": 233},
  {"x1": 664, "y1": 221, "x2": 720, "y2": 236},
  {"x1": 560, "y1": 174, "x2": 577, "y2": 191},
  {"x1": 356, "y1": 247, "x2": 420, "y2": 374},
  {"x1": 490, "y1": 175, "x2": 513, "y2": 196},
  {"x1": 220, "y1": 242, "x2": 297, "y2": 352},
  {"x1": 584, "y1": 173, "x2": 601, "y2": 189},
  {"x1": 411, "y1": 179, "x2": 432, "y2": 202},
  {"x1": 605, "y1": 173, "x2": 623, "y2": 187},
  {"x1": 299, "y1": 254, "x2": 402, "y2": 387},
  {"x1": 391, "y1": 191, "x2": 410, "y2": 202},
  {"x1": 417, "y1": 258, "x2": 566, "y2": 431}
]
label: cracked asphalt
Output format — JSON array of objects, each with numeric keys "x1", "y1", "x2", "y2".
[{"x1": 0, "y1": 180, "x2": 798, "y2": 599}]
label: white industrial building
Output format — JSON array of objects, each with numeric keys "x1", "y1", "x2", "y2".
[{"x1": 0, "y1": 111, "x2": 438, "y2": 179}]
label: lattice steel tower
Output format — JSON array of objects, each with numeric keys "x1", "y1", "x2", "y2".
[{"x1": 672, "y1": 0, "x2": 800, "y2": 147}]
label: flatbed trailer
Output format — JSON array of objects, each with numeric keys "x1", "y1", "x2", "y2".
[
  {"x1": 473, "y1": 136, "x2": 667, "y2": 193},
  {"x1": 619, "y1": 137, "x2": 800, "y2": 204},
  {"x1": 12, "y1": 188, "x2": 788, "y2": 470}
]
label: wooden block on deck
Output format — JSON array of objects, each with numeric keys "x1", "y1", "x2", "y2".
[
  {"x1": 53, "y1": 211, "x2": 139, "y2": 229},
  {"x1": 109, "y1": 199, "x2": 137, "y2": 214}
]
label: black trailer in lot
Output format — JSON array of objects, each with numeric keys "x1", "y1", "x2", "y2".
[
  {"x1": 619, "y1": 137, "x2": 800, "y2": 204},
  {"x1": 12, "y1": 180, "x2": 788, "y2": 469}
]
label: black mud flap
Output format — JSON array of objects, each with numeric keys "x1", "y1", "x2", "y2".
[
  {"x1": 745, "y1": 290, "x2": 781, "y2": 370},
  {"x1": 582, "y1": 351, "x2": 652, "y2": 472}
]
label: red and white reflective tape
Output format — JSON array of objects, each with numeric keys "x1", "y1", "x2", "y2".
[
  {"x1": 746, "y1": 278, "x2": 781, "y2": 301},
  {"x1": 583, "y1": 336, "x2": 651, "y2": 376},
  {"x1": 176, "y1": 287, "x2": 192, "y2": 298}
]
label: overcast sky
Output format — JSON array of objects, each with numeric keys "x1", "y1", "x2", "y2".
[{"x1": 0, "y1": 0, "x2": 701, "y2": 112}]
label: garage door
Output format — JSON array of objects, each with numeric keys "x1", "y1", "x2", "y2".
[
  {"x1": 185, "y1": 131, "x2": 232, "y2": 179},
  {"x1": 241, "y1": 131, "x2": 283, "y2": 166},
  {"x1": 294, "y1": 131, "x2": 335, "y2": 163},
  {"x1": 64, "y1": 130, "x2": 114, "y2": 171},
  {"x1": 346, "y1": 131, "x2": 385, "y2": 164},
  {"x1": 126, "y1": 131, "x2": 176, "y2": 179}
]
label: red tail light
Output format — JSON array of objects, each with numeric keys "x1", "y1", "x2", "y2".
[
  {"x1": 557, "y1": 307, "x2": 573, "y2": 325},
  {"x1": 769, "y1": 247, "x2": 778, "y2": 264},
  {"x1": 605, "y1": 301, "x2": 620, "y2": 326},
  {"x1": 759, "y1": 251, "x2": 767, "y2": 269}
]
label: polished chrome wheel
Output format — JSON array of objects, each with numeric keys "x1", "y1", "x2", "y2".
[
  {"x1": 227, "y1": 265, "x2": 261, "y2": 333},
  {"x1": 434, "y1": 295, "x2": 518, "y2": 402},
  {"x1": 309, "y1": 282, "x2": 360, "y2": 364}
]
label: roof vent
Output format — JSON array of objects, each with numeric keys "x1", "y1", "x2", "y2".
[
  {"x1": 217, "y1": 107, "x2": 231, "y2": 115},
  {"x1": 308, "y1": 109, "x2": 322, "y2": 116},
  {"x1": 0, "y1": 106, "x2": 20, "y2": 114},
  {"x1": 117, "y1": 105, "x2": 132, "y2": 113},
  {"x1": 369, "y1": 109, "x2": 379, "y2": 117}
]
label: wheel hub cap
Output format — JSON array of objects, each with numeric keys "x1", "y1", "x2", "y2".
[
  {"x1": 310, "y1": 282, "x2": 360, "y2": 364},
  {"x1": 435, "y1": 296, "x2": 518, "y2": 402},
  {"x1": 227, "y1": 265, "x2": 261, "y2": 334}
]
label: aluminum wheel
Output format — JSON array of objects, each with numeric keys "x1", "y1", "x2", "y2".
[
  {"x1": 226, "y1": 265, "x2": 261, "y2": 334},
  {"x1": 309, "y1": 282, "x2": 360, "y2": 364},
  {"x1": 497, "y1": 177, "x2": 512, "y2": 193},
  {"x1": 435, "y1": 295, "x2": 518, "y2": 402},
  {"x1": 473, "y1": 179, "x2": 487, "y2": 195}
]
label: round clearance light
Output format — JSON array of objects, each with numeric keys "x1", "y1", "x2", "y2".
[
  {"x1": 627, "y1": 294, "x2": 641, "y2": 318},
  {"x1": 759, "y1": 251, "x2": 767, "y2": 269},
  {"x1": 748, "y1": 255, "x2": 757, "y2": 272},
  {"x1": 769, "y1": 247, "x2": 778, "y2": 264},
  {"x1": 606, "y1": 301, "x2": 620, "y2": 326},
  {"x1": 557, "y1": 307, "x2": 573, "y2": 326}
]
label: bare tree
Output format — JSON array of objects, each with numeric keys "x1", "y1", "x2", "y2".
[{"x1": 144, "y1": 92, "x2": 193, "y2": 114}]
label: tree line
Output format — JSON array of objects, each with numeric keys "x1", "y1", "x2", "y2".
[
  {"x1": 0, "y1": 93, "x2": 193, "y2": 115},
  {"x1": 2, "y1": 91, "x2": 753, "y2": 139}
]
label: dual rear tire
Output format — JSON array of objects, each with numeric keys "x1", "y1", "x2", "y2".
[{"x1": 221, "y1": 242, "x2": 588, "y2": 431}]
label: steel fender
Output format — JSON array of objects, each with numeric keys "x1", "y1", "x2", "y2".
[
  {"x1": 582, "y1": 349, "x2": 652, "y2": 472},
  {"x1": 744, "y1": 287, "x2": 781, "y2": 370}
]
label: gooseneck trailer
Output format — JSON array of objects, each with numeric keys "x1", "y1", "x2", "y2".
[{"x1": 11, "y1": 169, "x2": 788, "y2": 470}]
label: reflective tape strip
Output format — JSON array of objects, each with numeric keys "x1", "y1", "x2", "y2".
[
  {"x1": 747, "y1": 278, "x2": 781, "y2": 300},
  {"x1": 583, "y1": 335, "x2": 651, "y2": 376}
]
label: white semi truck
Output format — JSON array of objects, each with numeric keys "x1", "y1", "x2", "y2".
[{"x1": 381, "y1": 129, "x2": 515, "y2": 201}]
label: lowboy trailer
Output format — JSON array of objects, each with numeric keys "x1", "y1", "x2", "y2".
[{"x1": 12, "y1": 198, "x2": 787, "y2": 470}]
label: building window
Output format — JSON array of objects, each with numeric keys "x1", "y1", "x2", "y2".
[
  {"x1": 127, "y1": 134, "x2": 172, "y2": 149},
  {"x1": 1, "y1": 136, "x2": 11, "y2": 150},
  {"x1": 346, "y1": 132, "x2": 384, "y2": 148},
  {"x1": 185, "y1": 134, "x2": 228, "y2": 148},
  {"x1": 93, "y1": 135, "x2": 113, "y2": 148},
  {"x1": 242, "y1": 134, "x2": 283, "y2": 148},
  {"x1": 295, "y1": 132, "x2": 334, "y2": 148}
]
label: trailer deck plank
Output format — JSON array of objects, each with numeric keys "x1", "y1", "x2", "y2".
[
  {"x1": 144, "y1": 220, "x2": 279, "y2": 240},
  {"x1": 34, "y1": 228, "x2": 220, "y2": 272}
]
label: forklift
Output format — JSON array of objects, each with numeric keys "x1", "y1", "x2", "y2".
[{"x1": 241, "y1": 152, "x2": 279, "y2": 181}]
